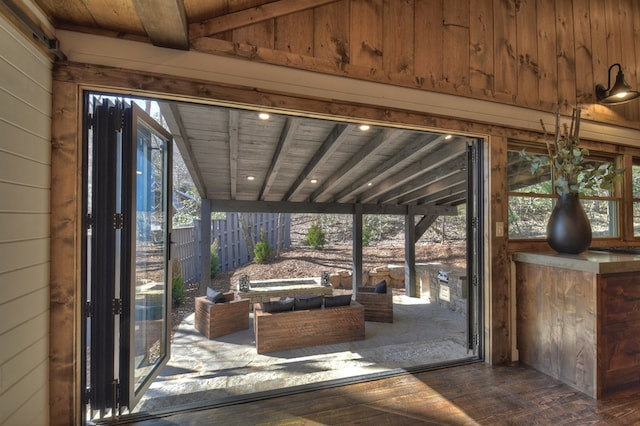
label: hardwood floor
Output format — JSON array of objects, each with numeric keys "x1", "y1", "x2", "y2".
[{"x1": 116, "y1": 362, "x2": 640, "y2": 425}]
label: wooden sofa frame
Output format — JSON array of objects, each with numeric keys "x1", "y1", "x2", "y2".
[
  {"x1": 194, "y1": 292, "x2": 250, "y2": 339},
  {"x1": 254, "y1": 301, "x2": 365, "y2": 354},
  {"x1": 356, "y1": 286, "x2": 393, "y2": 323}
]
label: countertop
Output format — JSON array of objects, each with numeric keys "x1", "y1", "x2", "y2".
[{"x1": 512, "y1": 250, "x2": 640, "y2": 274}]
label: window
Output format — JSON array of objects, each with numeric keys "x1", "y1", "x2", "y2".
[
  {"x1": 508, "y1": 142, "x2": 620, "y2": 239},
  {"x1": 632, "y1": 160, "x2": 640, "y2": 236}
]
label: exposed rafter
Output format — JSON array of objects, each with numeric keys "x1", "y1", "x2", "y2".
[
  {"x1": 380, "y1": 156, "x2": 466, "y2": 204},
  {"x1": 398, "y1": 171, "x2": 467, "y2": 204},
  {"x1": 189, "y1": 0, "x2": 339, "y2": 39},
  {"x1": 310, "y1": 128, "x2": 402, "y2": 203},
  {"x1": 418, "y1": 182, "x2": 467, "y2": 206},
  {"x1": 158, "y1": 102, "x2": 207, "y2": 197},
  {"x1": 284, "y1": 123, "x2": 354, "y2": 201},
  {"x1": 335, "y1": 133, "x2": 444, "y2": 203},
  {"x1": 358, "y1": 138, "x2": 467, "y2": 204},
  {"x1": 260, "y1": 117, "x2": 301, "y2": 200},
  {"x1": 132, "y1": 0, "x2": 189, "y2": 49}
]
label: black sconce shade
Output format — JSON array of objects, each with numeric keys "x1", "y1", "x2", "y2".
[{"x1": 595, "y1": 63, "x2": 640, "y2": 105}]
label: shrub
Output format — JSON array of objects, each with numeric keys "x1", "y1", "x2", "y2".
[
  {"x1": 210, "y1": 239, "x2": 220, "y2": 278},
  {"x1": 253, "y1": 228, "x2": 272, "y2": 264},
  {"x1": 306, "y1": 222, "x2": 326, "y2": 250},
  {"x1": 172, "y1": 259, "x2": 185, "y2": 306},
  {"x1": 362, "y1": 223, "x2": 371, "y2": 247}
]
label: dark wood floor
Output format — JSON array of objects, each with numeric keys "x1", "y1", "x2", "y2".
[{"x1": 119, "y1": 363, "x2": 640, "y2": 425}]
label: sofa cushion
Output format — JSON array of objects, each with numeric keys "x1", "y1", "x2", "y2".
[
  {"x1": 374, "y1": 280, "x2": 387, "y2": 294},
  {"x1": 207, "y1": 287, "x2": 224, "y2": 303},
  {"x1": 324, "y1": 294, "x2": 352, "y2": 308},
  {"x1": 261, "y1": 297, "x2": 295, "y2": 313},
  {"x1": 294, "y1": 295, "x2": 323, "y2": 310}
]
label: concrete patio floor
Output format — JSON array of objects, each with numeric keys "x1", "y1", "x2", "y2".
[{"x1": 135, "y1": 294, "x2": 471, "y2": 413}]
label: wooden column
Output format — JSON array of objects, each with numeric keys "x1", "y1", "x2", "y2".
[
  {"x1": 50, "y1": 80, "x2": 81, "y2": 426},
  {"x1": 405, "y1": 205, "x2": 417, "y2": 297},
  {"x1": 352, "y1": 204, "x2": 363, "y2": 291},
  {"x1": 199, "y1": 198, "x2": 211, "y2": 294}
]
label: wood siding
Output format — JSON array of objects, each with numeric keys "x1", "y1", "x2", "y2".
[
  {"x1": 187, "y1": 0, "x2": 640, "y2": 125},
  {"x1": 0, "y1": 11, "x2": 52, "y2": 426}
]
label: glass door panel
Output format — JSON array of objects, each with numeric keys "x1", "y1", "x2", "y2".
[{"x1": 126, "y1": 104, "x2": 173, "y2": 408}]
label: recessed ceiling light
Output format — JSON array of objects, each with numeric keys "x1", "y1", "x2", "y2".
[
  {"x1": 444, "y1": 134, "x2": 453, "y2": 140},
  {"x1": 247, "y1": 175, "x2": 255, "y2": 181},
  {"x1": 258, "y1": 112, "x2": 270, "y2": 120},
  {"x1": 310, "y1": 179, "x2": 318, "y2": 184},
  {"x1": 359, "y1": 124, "x2": 370, "y2": 131},
  {"x1": 367, "y1": 182, "x2": 373, "y2": 186}
]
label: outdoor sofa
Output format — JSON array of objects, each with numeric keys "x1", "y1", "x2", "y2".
[{"x1": 254, "y1": 294, "x2": 365, "y2": 354}]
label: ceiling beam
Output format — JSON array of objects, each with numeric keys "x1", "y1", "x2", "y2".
[
  {"x1": 158, "y1": 102, "x2": 208, "y2": 197},
  {"x1": 380, "y1": 155, "x2": 467, "y2": 204},
  {"x1": 209, "y1": 199, "x2": 456, "y2": 216},
  {"x1": 284, "y1": 123, "x2": 354, "y2": 201},
  {"x1": 260, "y1": 117, "x2": 301, "y2": 200},
  {"x1": 228, "y1": 110, "x2": 239, "y2": 199},
  {"x1": 132, "y1": 0, "x2": 189, "y2": 50},
  {"x1": 310, "y1": 128, "x2": 402, "y2": 203},
  {"x1": 189, "y1": 0, "x2": 339, "y2": 39},
  {"x1": 358, "y1": 138, "x2": 467, "y2": 203},
  {"x1": 418, "y1": 182, "x2": 467, "y2": 206},
  {"x1": 335, "y1": 133, "x2": 444, "y2": 203},
  {"x1": 398, "y1": 171, "x2": 468, "y2": 204}
]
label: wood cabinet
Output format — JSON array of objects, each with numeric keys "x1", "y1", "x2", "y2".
[{"x1": 514, "y1": 252, "x2": 640, "y2": 398}]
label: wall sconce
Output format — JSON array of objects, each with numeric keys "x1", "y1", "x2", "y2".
[{"x1": 595, "y1": 63, "x2": 640, "y2": 105}]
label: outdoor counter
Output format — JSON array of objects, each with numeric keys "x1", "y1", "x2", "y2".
[
  {"x1": 512, "y1": 250, "x2": 640, "y2": 274},
  {"x1": 514, "y1": 250, "x2": 640, "y2": 399}
]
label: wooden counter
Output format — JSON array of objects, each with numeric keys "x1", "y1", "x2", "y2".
[{"x1": 514, "y1": 251, "x2": 640, "y2": 398}]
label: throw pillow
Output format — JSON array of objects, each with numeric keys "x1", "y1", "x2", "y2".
[
  {"x1": 324, "y1": 294, "x2": 352, "y2": 308},
  {"x1": 294, "y1": 295, "x2": 323, "y2": 310},
  {"x1": 374, "y1": 280, "x2": 387, "y2": 294},
  {"x1": 261, "y1": 297, "x2": 295, "y2": 313},
  {"x1": 207, "y1": 287, "x2": 224, "y2": 303}
]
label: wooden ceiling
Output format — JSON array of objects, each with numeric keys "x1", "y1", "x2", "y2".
[
  {"x1": 34, "y1": 0, "x2": 342, "y2": 50},
  {"x1": 35, "y1": 0, "x2": 471, "y2": 212},
  {"x1": 159, "y1": 101, "x2": 471, "y2": 212}
]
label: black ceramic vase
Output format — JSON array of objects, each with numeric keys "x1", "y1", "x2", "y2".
[{"x1": 546, "y1": 192, "x2": 592, "y2": 254}]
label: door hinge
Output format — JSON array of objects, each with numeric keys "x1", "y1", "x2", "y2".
[
  {"x1": 112, "y1": 298, "x2": 123, "y2": 315},
  {"x1": 113, "y1": 213, "x2": 124, "y2": 229},
  {"x1": 85, "y1": 301, "x2": 93, "y2": 317},
  {"x1": 472, "y1": 275, "x2": 478, "y2": 287},
  {"x1": 471, "y1": 217, "x2": 478, "y2": 228},
  {"x1": 86, "y1": 213, "x2": 94, "y2": 229},
  {"x1": 473, "y1": 333, "x2": 479, "y2": 346},
  {"x1": 112, "y1": 379, "x2": 121, "y2": 416},
  {"x1": 84, "y1": 387, "x2": 91, "y2": 404},
  {"x1": 87, "y1": 112, "x2": 95, "y2": 130}
]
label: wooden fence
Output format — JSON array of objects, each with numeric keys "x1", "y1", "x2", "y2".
[{"x1": 172, "y1": 213, "x2": 291, "y2": 283}]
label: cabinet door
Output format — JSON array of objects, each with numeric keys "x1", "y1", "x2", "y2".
[{"x1": 599, "y1": 273, "x2": 640, "y2": 396}]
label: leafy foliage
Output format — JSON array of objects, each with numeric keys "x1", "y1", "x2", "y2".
[
  {"x1": 253, "y1": 228, "x2": 273, "y2": 263},
  {"x1": 306, "y1": 222, "x2": 326, "y2": 250},
  {"x1": 210, "y1": 239, "x2": 220, "y2": 278},
  {"x1": 171, "y1": 259, "x2": 185, "y2": 306},
  {"x1": 520, "y1": 108, "x2": 623, "y2": 195},
  {"x1": 362, "y1": 222, "x2": 371, "y2": 247}
]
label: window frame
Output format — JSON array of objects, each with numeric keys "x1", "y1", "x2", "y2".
[{"x1": 507, "y1": 139, "x2": 623, "y2": 242}]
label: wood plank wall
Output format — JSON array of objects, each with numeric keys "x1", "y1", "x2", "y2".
[
  {"x1": 0, "y1": 12, "x2": 52, "y2": 426},
  {"x1": 190, "y1": 0, "x2": 640, "y2": 127}
]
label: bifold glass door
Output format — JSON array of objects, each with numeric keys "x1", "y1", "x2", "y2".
[{"x1": 83, "y1": 95, "x2": 172, "y2": 421}]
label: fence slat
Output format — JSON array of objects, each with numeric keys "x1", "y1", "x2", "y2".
[{"x1": 171, "y1": 213, "x2": 291, "y2": 283}]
